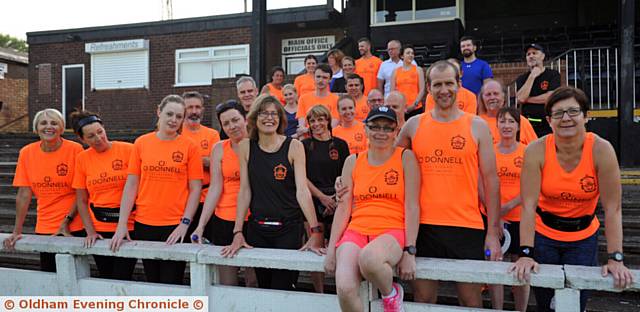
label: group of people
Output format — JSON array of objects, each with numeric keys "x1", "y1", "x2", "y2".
[{"x1": 2, "y1": 35, "x2": 635, "y2": 312}]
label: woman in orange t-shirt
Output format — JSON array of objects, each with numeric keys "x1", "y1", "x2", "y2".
[
  {"x1": 70, "y1": 110, "x2": 136, "y2": 280},
  {"x1": 110, "y1": 95, "x2": 203, "y2": 285},
  {"x1": 390, "y1": 44, "x2": 425, "y2": 119},
  {"x1": 324, "y1": 106, "x2": 420, "y2": 311},
  {"x1": 511, "y1": 87, "x2": 634, "y2": 311},
  {"x1": 3, "y1": 108, "x2": 84, "y2": 272},
  {"x1": 191, "y1": 101, "x2": 256, "y2": 287},
  {"x1": 260, "y1": 66, "x2": 286, "y2": 105},
  {"x1": 478, "y1": 79, "x2": 538, "y2": 145},
  {"x1": 294, "y1": 55, "x2": 317, "y2": 97},
  {"x1": 332, "y1": 95, "x2": 368, "y2": 154}
]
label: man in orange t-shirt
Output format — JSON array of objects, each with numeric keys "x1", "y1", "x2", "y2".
[
  {"x1": 297, "y1": 63, "x2": 340, "y2": 132},
  {"x1": 181, "y1": 91, "x2": 221, "y2": 236},
  {"x1": 355, "y1": 38, "x2": 383, "y2": 99},
  {"x1": 345, "y1": 73, "x2": 370, "y2": 122}
]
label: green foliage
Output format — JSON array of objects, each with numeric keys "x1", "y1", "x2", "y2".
[{"x1": 0, "y1": 34, "x2": 28, "y2": 53}]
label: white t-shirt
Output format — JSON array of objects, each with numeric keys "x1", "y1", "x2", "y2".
[{"x1": 376, "y1": 58, "x2": 417, "y2": 95}]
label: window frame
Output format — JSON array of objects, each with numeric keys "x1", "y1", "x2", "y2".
[
  {"x1": 174, "y1": 44, "x2": 250, "y2": 87},
  {"x1": 370, "y1": 0, "x2": 464, "y2": 27}
]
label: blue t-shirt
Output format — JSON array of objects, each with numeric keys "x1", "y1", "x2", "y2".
[{"x1": 461, "y1": 59, "x2": 493, "y2": 94}]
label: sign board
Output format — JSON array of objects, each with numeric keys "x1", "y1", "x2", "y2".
[
  {"x1": 85, "y1": 39, "x2": 149, "y2": 54},
  {"x1": 0, "y1": 63, "x2": 7, "y2": 79},
  {"x1": 281, "y1": 36, "x2": 335, "y2": 55}
]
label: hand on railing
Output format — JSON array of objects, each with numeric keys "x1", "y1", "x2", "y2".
[
  {"x1": 484, "y1": 231, "x2": 503, "y2": 261},
  {"x1": 110, "y1": 225, "x2": 131, "y2": 252},
  {"x1": 509, "y1": 257, "x2": 540, "y2": 283},
  {"x1": 52, "y1": 222, "x2": 72, "y2": 237},
  {"x1": 299, "y1": 232, "x2": 325, "y2": 256},
  {"x1": 190, "y1": 226, "x2": 206, "y2": 244},
  {"x1": 166, "y1": 223, "x2": 188, "y2": 245},
  {"x1": 2, "y1": 232, "x2": 22, "y2": 251},
  {"x1": 221, "y1": 232, "x2": 253, "y2": 258},
  {"x1": 601, "y1": 260, "x2": 635, "y2": 289},
  {"x1": 84, "y1": 232, "x2": 104, "y2": 248},
  {"x1": 397, "y1": 254, "x2": 416, "y2": 280}
]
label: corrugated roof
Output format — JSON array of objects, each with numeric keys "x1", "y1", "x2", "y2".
[{"x1": 0, "y1": 47, "x2": 28, "y2": 64}]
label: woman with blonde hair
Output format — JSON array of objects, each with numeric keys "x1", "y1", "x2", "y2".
[
  {"x1": 282, "y1": 84, "x2": 300, "y2": 138},
  {"x1": 3, "y1": 108, "x2": 84, "y2": 272}
]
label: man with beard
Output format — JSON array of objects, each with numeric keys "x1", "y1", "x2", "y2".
[
  {"x1": 181, "y1": 91, "x2": 221, "y2": 241},
  {"x1": 355, "y1": 38, "x2": 383, "y2": 99},
  {"x1": 236, "y1": 76, "x2": 259, "y2": 112},
  {"x1": 376, "y1": 39, "x2": 416, "y2": 96},
  {"x1": 516, "y1": 43, "x2": 561, "y2": 137},
  {"x1": 460, "y1": 36, "x2": 493, "y2": 95},
  {"x1": 397, "y1": 61, "x2": 501, "y2": 307}
]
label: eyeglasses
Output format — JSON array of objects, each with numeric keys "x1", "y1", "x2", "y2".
[
  {"x1": 367, "y1": 124, "x2": 396, "y2": 133},
  {"x1": 549, "y1": 107, "x2": 582, "y2": 119},
  {"x1": 258, "y1": 111, "x2": 279, "y2": 118}
]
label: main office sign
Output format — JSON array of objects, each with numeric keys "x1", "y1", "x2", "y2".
[{"x1": 282, "y1": 36, "x2": 335, "y2": 55}]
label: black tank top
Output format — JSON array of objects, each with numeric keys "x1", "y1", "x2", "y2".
[{"x1": 248, "y1": 137, "x2": 302, "y2": 222}]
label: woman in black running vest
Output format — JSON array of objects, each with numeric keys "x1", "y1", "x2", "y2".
[{"x1": 221, "y1": 94, "x2": 324, "y2": 290}]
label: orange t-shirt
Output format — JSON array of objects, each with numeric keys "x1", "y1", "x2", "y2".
[
  {"x1": 536, "y1": 133, "x2": 600, "y2": 242},
  {"x1": 412, "y1": 112, "x2": 483, "y2": 229},
  {"x1": 333, "y1": 121, "x2": 368, "y2": 155},
  {"x1": 394, "y1": 65, "x2": 421, "y2": 108},
  {"x1": 355, "y1": 56, "x2": 383, "y2": 97},
  {"x1": 348, "y1": 148, "x2": 405, "y2": 235},
  {"x1": 354, "y1": 96, "x2": 370, "y2": 122},
  {"x1": 266, "y1": 83, "x2": 286, "y2": 105},
  {"x1": 480, "y1": 115, "x2": 538, "y2": 145},
  {"x1": 426, "y1": 87, "x2": 477, "y2": 114},
  {"x1": 128, "y1": 132, "x2": 204, "y2": 226},
  {"x1": 181, "y1": 125, "x2": 220, "y2": 202},
  {"x1": 495, "y1": 143, "x2": 525, "y2": 222},
  {"x1": 294, "y1": 73, "x2": 315, "y2": 97},
  {"x1": 296, "y1": 92, "x2": 339, "y2": 119},
  {"x1": 214, "y1": 140, "x2": 249, "y2": 221},
  {"x1": 72, "y1": 141, "x2": 134, "y2": 232},
  {"x1": 13, "y1": 139, "x2": 84, "y2": 234}
]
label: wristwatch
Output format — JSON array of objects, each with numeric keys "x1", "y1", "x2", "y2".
[
  {"x1": 608, "y1": 252, "x2": 624, "y2": 262},
  {"x1": 180, "y1": 217, "x2": 191, "y2": 225},
  {"x1": 518, "y1": 246, "x2": 535, "y2": 258},
  {"x1": 403, "y1": 245, "x2": 417, "y2": 256},
  {"x1": 310, "y1": 225, "x2": 323, "y2": 234}
]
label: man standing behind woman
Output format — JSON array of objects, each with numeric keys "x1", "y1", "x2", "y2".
[{"x1": 111, "y1": 95, "x2": 203, "y2": 285}]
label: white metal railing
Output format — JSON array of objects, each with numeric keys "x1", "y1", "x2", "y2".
[{"x1": 1, "y1": 234, "x2": 638, "y2": 312}]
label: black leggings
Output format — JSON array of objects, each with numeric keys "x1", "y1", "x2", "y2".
[
  {"x1": 246, "y1": 221, "x2": 303, "y2": 290},
  {"x1": 40, "y1": 230, "x2": 86, "y2": 272},
  {"x1": 93, "y1": 231, "x2": 137, "y2": 280},
  {"x1": 132, "y1": 222, "x2": 185, "y2": 285}
]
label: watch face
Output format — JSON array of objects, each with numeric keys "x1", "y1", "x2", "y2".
[
  {"x1": 614, "y1": 253, "x2": 623, "y2": 261},
  {"x1": 522, "y1": 248, "x2": 531, "y2": 256}
]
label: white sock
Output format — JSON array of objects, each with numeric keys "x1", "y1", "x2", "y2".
[{"x1": 382, "y1": 285, "x2": 397, "y2": 299}]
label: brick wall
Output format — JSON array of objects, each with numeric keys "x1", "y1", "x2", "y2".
[
  {"x1": 0, "y1": 61, "x2": 29, "y2": 132},
  {"x1": 29, "y1": 28, "x2": 251, "y2": 130},
  {"x1": 490, "y1": 61, "x2": 568, "y2": 91}
]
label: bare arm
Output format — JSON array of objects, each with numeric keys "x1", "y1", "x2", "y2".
[
  {"x1": 233, "y1": 139, "x2": 252, "y2": 233},
  {"x1": 194, "y1": 143, "x2": 224, "y2": 237},
  {"x1": 414, "y1": 67, "x2": 426, "y2": 107},
  {"x1": 110, "y1": 174, "x2": 139, "y2": 251},
  {"x1": 474, "y1": 117, "x2": 501, "y2": 260},
  {"x1": 395, "y1": 115, "x2": 419, "y2": 148},
  {"x1": 164, "y1": 178, "x2": 201, "y2": 244},
  {"x1": 75, "y1": 189, "x2": 96, "y2": 235},
  {"x1": 390, "y1": 70, "x2": 397, "y2": 91},
  {"x1": 2, "y1": 187, "x2": 33, "y2": 250},
  {"x1": 402, "y1": 150, "x2": 420, "y2": 246}
]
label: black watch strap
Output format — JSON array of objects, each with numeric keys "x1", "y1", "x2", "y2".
[
  {"x1": 310, "y1": 225, "x2": 323, "y2": 234},
  {"x1": 403, "y1": 245, "x2": 417, "y2": 255},
  {"x1": 518, "y1": 246, "x2": 535, "y2": 258},
  {"x1": 608, "y1": 251, "x2": 624, "y2": 262}
]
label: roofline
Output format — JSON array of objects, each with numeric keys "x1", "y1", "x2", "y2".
[
  {"x1": 0, "y1": 49, "x2": 28, "y2": 64},
  {"x1": 28, "y1": 5, "x2": 339, "y2": 45}
]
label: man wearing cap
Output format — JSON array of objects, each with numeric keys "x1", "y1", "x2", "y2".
[{"x1": 516, "y1": 44, "x2": 561, "y2": 137}]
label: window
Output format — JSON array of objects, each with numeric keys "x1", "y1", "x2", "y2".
[
  {"x1": 175, "y1": 45, "x2": 250, "y2": 86},
  {"x1": 91, "y1": 51, "x2": 149, "y2": 90},
  {"x1": 372, "y1": 0, "x2": 459, "y2": 25}
]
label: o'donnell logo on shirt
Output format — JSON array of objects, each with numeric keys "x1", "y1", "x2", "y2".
[
  {"x1": 540, "y1": 80, "x2": 549, "y2": 91},
  {"x1": 172, "y1": 151, "x2": 184, "y2": 163},
  {"x1": 354, "y1": 132, "x2": 364, "y2": 142},
  {"x1": 384, "y1": 169, "x2": 399, "y2": 185},
  {"x1": 451, "y1": 135, "x2": 466, "y2": 150},
  {"x1": 200, "y1": 139, "x2": 209, "y2": 149},
  {"x1": 514, "y1": 156, "x2": 524, "y2": 168},
  {"x1": 274, "y1": 164, "x2": 287, "y2": 180},
  {"x1": 329, "y1": 148, "x2": 339, "y2": 160},
  {"x1": 112, "y1": 159, "x2": 123, "y2": 170},
  {"x1": 580, "y1": 175, "x2": 597, "y2": 193},
  {"x1": 56, "y1": 163, "x2": 69, "y2": 176}
]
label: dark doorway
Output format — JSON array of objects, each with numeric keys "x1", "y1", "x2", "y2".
[{"x1": 62, "y1": 65, "x2": 84, "y2": 128}]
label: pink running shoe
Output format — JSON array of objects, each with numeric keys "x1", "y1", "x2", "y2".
[{"x1": 382, "y1": 282, "x2": 404, "y2": 312}]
